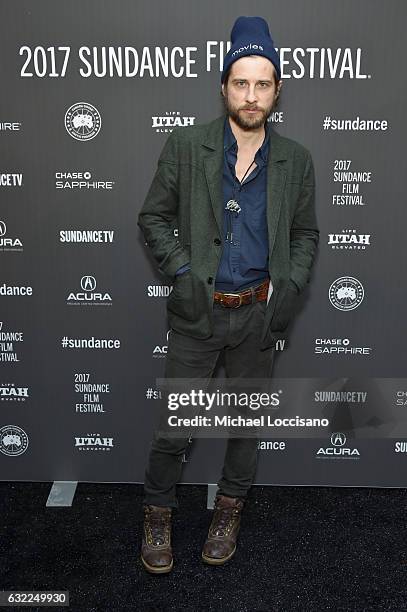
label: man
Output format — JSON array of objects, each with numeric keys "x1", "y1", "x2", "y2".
[{"x1": 137, "y1": 16, "x2": 319, "y2": 573}]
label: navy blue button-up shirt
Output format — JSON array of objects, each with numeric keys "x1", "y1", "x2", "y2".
[
  {"x1": 214, "y1": 116, "x2": 270, "y2": 292},
  {"x1": 175, "y1": 116, "x2": 270, "y2": 291}
]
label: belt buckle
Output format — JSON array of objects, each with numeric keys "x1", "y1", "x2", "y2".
[{"x1": 223, "y1": 292, "x2": 243, "y2": 308}]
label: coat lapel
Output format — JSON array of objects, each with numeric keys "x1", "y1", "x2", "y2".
[
  {"x1": 202, "y1": 115, "x2": 225, "y2": 235},
  {"x1": 266, "y1": 130, "x2": 288, "y2": 257},
  {"x1": 201, "y1": 114, "x2": 288, "y2": 258}
]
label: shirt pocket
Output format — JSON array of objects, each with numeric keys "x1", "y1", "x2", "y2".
[{"x1": 247, "y1": 191, "x2": 268, "y2": 230}]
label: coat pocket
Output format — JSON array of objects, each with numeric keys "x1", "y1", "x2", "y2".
[
  {"x1": 269, "y1": 282, "x2": 299, "y2": 333},
  {"x1": 167, "y1": 270, "x2": 196, "y2": 321}
]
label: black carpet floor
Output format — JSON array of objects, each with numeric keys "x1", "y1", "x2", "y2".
[{"x1": 0, "y1": 482, "x2": 406, "y2": 612}]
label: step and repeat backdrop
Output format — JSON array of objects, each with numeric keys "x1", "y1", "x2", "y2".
[{"x1": 1, "y1": 0, "x2": 406, "y2": 486}]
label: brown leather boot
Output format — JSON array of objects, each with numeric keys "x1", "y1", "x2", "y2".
[
  {"x1": 202, "y1": 494, "x2": 244, "y2": 565},
  {"x1": 141, "y1": 505, "x2": 173, "y2": 574}
]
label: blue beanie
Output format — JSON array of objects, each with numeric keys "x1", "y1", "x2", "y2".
[{"x1": 221, "y1": 16, "x2": 281, "y2": 83}]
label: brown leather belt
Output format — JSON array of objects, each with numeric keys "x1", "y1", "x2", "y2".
[{"x1": 213, "y1": 279, "x2": 269, "y2": 308}]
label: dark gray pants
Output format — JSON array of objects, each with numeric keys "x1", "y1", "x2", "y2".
[{"x1": 143, "y1": 296, "x2": 276, "y2": 508}]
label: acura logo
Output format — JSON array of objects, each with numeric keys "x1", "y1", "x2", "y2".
[
  {"x1": 80, "y1": 275, "x2": 96, "y2": 291},
  {"x1": 330, "y1": 432, "x2": 346, "y2": 447}
]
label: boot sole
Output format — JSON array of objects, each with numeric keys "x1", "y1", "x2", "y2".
[
  {"x1": 140, "y1": 555, "x2": 173, "y2": 574},
  {"x1": 201, "y1": 544, "x2": 236, "y2": 565}
]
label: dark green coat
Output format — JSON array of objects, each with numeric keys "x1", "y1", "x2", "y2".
[{"x1": 138, "y1": 113, "x2": 319, "y2": 350}]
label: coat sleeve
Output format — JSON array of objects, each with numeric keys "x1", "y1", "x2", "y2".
[
  {"x1": 289, "y1": 150, "x2": 319, "y2": 293},
  {"x1": 137, "y1": 131, "x2": 190, "y2": 280}
]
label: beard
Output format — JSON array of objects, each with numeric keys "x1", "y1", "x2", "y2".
[{"x1": 222, "y1": 91, "x2": 275, "y2": 131}]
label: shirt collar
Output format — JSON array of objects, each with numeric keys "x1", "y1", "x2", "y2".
[{"x1": 223, "y1": 115, "x2": 270, "y2": 163}]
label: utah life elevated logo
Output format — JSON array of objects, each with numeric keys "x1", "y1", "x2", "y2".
[
  {"x1": 0, "y1": 383, "x2": 29, "y2": 402},
  {"x1": 74, "y1": 433, "x2": 114, "y2": 451},
  {"x1": 67, "y1": 276, "x2": 112, "y2": 306},
  {"x1": 151, "y1": 111, "x2": 195, "y2": 133},
  {"x1": 327, "y1": 229, "x2": 371, "y2": 251},
  {"x1": 316, "y1": 432, "x2": 360, "y2": 459}
]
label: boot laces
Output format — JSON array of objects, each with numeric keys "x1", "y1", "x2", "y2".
[
  {"x1": 145, "y1": 508, "x2": 170, "y2": 546},
  {"x1": 211, "y1": 505, "x2": 240, "y2": 537}
]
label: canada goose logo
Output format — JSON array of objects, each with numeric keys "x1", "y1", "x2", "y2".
[
  {"x1": 329, "y1": 276, "x2": 364, "y2": 311},
  {"x1": 65, "y1": 102, "x2": 101, "y2": 141}
]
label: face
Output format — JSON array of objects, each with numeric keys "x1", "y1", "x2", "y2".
[{"x1": 221, "y1": 55, "x2": 282, "y2": 131}]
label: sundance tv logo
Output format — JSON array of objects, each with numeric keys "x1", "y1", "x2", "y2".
[
  {"x1": 59, "y1": 230, "x2": 114, "y2": 243},
  {"x1": 0, "y1": 173, "x2": 23, "y2": 187}
]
